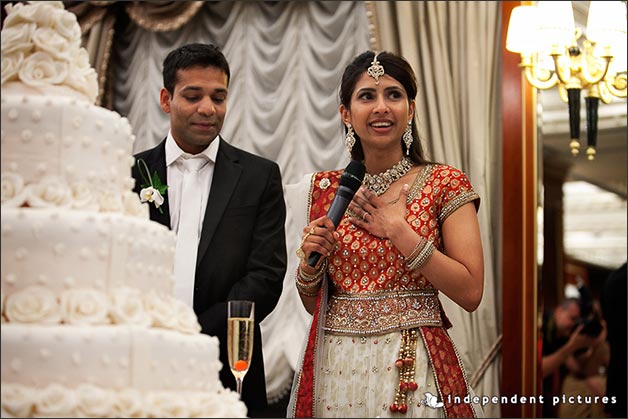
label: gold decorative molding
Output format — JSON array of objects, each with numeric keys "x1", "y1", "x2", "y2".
[{"x1": 125, "y1": 1, "x2": 204, "y2": 32}]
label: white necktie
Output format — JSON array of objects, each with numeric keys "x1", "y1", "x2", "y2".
[{"x1": 173, "y1": 156, "x2": 208, "y2": 308}]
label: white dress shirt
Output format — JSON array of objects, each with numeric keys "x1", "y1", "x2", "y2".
[{"x1": 165, "y1": 132, "x2": 219, "y2": 237}]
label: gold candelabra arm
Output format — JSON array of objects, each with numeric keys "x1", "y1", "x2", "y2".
[
  {"x1": 590, "y1": 72, "x2": 627, "y2": 104},
  {"x1": 578, "y1": 41, "x2": 613, "y2": 86},
  {"x1": 521, "y1": 54, "x2": 558, "y2": 90},
  {"x1": 604, "y1": 72, "x2": 627, "y2": 99}
]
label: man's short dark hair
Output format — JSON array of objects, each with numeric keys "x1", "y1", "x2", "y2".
[{"x1": 162, "y1": 43, "x2": 230, "y2": 94}]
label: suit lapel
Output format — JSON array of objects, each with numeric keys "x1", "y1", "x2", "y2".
[
  {"x1": 197, "y1": 139, "x2": 241, "y2": 267},
  {"x1": 142, "y1": 142, "x2": 171, "y2": 228}
]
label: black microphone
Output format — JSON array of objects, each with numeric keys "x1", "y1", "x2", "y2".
[{"x1": 308, "y1": 159, "x2": 366, "y2": 267}]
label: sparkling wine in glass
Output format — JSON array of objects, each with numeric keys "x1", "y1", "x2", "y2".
[{"x1": 227, "y1": 300, "x2": 255, "y2": 398}]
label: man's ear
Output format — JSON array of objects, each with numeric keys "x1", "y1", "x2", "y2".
[{"x1": 159, "y1": 87, "x2": 172, "y2": 113}]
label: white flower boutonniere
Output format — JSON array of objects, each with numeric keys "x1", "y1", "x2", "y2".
[{"x1": 137, "y1": 159, "x2": 168, "y2": 214}]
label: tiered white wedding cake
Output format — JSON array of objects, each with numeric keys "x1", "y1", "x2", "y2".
[{"x1": 0, "y1": 2, "x2": 247, "y2": 417}]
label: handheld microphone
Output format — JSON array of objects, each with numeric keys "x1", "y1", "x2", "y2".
[{"x1": 308, "y1": 159, "x2": 366, "y2": 267}]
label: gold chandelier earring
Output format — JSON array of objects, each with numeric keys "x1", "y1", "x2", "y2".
[
  {"x1": 345, "y1": 123, "x2": 356, "y2": 153},
  {"x1": 403, "y1": 120, "x2": 413, "y2": 155}
]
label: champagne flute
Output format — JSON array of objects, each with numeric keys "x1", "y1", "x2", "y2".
[{"x1": 227, "y1": 300, "x2": 255, "y2": 398}]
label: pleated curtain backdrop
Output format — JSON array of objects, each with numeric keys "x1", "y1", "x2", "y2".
[{"x1": 111, "y1": 1, "x2": 371, "y2": 184}]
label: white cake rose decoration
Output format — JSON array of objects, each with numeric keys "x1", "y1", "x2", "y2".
[{"x1": 1, "y1": 1, "x2": 98, "y2": 103}]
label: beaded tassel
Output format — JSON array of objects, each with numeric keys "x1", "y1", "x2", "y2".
[{"x1": 389, "y1": 328, "x2": 419, "y2": 414}]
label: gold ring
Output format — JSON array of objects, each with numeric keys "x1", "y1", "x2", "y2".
[{"x1": 296, "y1": 227, "x2": 316, "y2": 261}]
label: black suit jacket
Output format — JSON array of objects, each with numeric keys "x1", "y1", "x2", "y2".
[{"x1": 132, "y1": 138, "x2": 287, "y2": 415}]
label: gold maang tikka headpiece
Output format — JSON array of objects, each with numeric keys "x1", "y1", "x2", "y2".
[{"x1": 367, "y1": 53, "x2": 385, "y2": 84}]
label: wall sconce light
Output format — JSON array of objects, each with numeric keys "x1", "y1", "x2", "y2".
[{"x1": 506, "y1": 1, "x2": 627, "y2": 160}]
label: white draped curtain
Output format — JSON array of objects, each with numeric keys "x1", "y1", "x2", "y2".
[
  {"x1": 112, "y1": 1, "x2": 370, "y2": 184},
  {"x1": 102, "y1": 1, "x2": 502, "y2": 411}
]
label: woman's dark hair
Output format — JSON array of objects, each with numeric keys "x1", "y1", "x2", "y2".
[
  {"x1": 162, "y1": 43, "x2": 230, "y2": 95},
  {"x1": 339, "y1": 50, "x2": 427, "y2": 164}
]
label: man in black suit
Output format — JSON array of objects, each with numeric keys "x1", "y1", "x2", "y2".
[{"x1": 132, "y1": 43, "x2": 287, "y2": 417}]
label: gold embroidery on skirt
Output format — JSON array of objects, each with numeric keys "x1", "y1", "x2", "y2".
[{"x1": 324, "y1": 289, "x2": 442, "y2": 336}]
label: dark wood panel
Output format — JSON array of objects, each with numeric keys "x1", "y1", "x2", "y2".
[{"x1": 501, "y1": 2, "x2": 540, "y2": 417}]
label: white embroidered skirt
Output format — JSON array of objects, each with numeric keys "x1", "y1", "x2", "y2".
[{"x1": 313, "y1": 330, "x2": 444, "y2": 418}]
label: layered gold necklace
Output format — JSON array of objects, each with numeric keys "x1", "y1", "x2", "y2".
[{"x1": 363, "y1": 156, "x2": 414, "y2": 196}]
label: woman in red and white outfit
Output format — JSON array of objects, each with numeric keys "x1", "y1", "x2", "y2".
[{"x1": 288, "y1": 50, "x2": 485, "y2": 418}]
